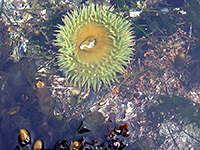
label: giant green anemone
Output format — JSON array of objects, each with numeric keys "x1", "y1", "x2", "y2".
[{"x1": 54, "y1": 4, "x2": 134, "y2": 91}]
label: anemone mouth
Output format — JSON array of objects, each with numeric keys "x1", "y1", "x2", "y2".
[{"x1": 76, "y1": 22, "x2": 112, "y2": 64}]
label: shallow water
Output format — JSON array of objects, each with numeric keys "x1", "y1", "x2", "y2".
[{"x1": 0, "y1": 0, "x2": 200, "y2": 149}]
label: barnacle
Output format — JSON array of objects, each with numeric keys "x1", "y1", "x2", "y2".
[{"x1": 54, "y1": 4, "x2": 134, "y2": 91}]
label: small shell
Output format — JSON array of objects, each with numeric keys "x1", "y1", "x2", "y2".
[
  {"x1": 18, "y1": 129, "x2": 31, "y2": 147},
  {"x1": 33, "y1": 30, "x2": 41, "y2": 37},
  {"x1": 122, "y1": 131, "x2": 129, "y2": 137},
  {"x1": 35, "y1": 80, "x2": 45, "y2": 88},
  {"x1": 32, "y1": 138, "x2": 44, "y2": 150},
  {"x1": 174, "y1": 53, "x2": 186, "y2": 67},
  {"x1": 73, "y1": 141, "x2": 80, "y2": 148},
  {"x1": 119, "y1": 123, "x2": 128, "y2": 132},
  {"x1": 114, "y1": 128, "x2": 121, "y2": 135}
]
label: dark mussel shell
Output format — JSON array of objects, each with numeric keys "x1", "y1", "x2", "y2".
[
  {"x1": 32, "y1": 138, "x2": 44, "y2": 150},
  {"x1": 18, "y1": 129, "x2": 31, "y2": 147}
]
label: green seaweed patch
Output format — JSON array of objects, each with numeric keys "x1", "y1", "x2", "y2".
[{"x1": 147, "y1": 95, "x2": 200, "y2": 126}]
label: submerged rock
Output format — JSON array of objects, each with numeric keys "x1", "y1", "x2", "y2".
[
  {"x1": 6, "y1": 59, "x2": 36, "y2": 100},
  {"x1": 0, "y1": 71, "x2": 17, "y2": 110},
  {"x1": 83, "y1": 111, "x2": 105, "y2": 135},
  {"x1": 35, "y1": 80, "x2": 53, "y2": 116},
  {"x1": 0, "y1": 21, "x2": 12, "y2": 69}
]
